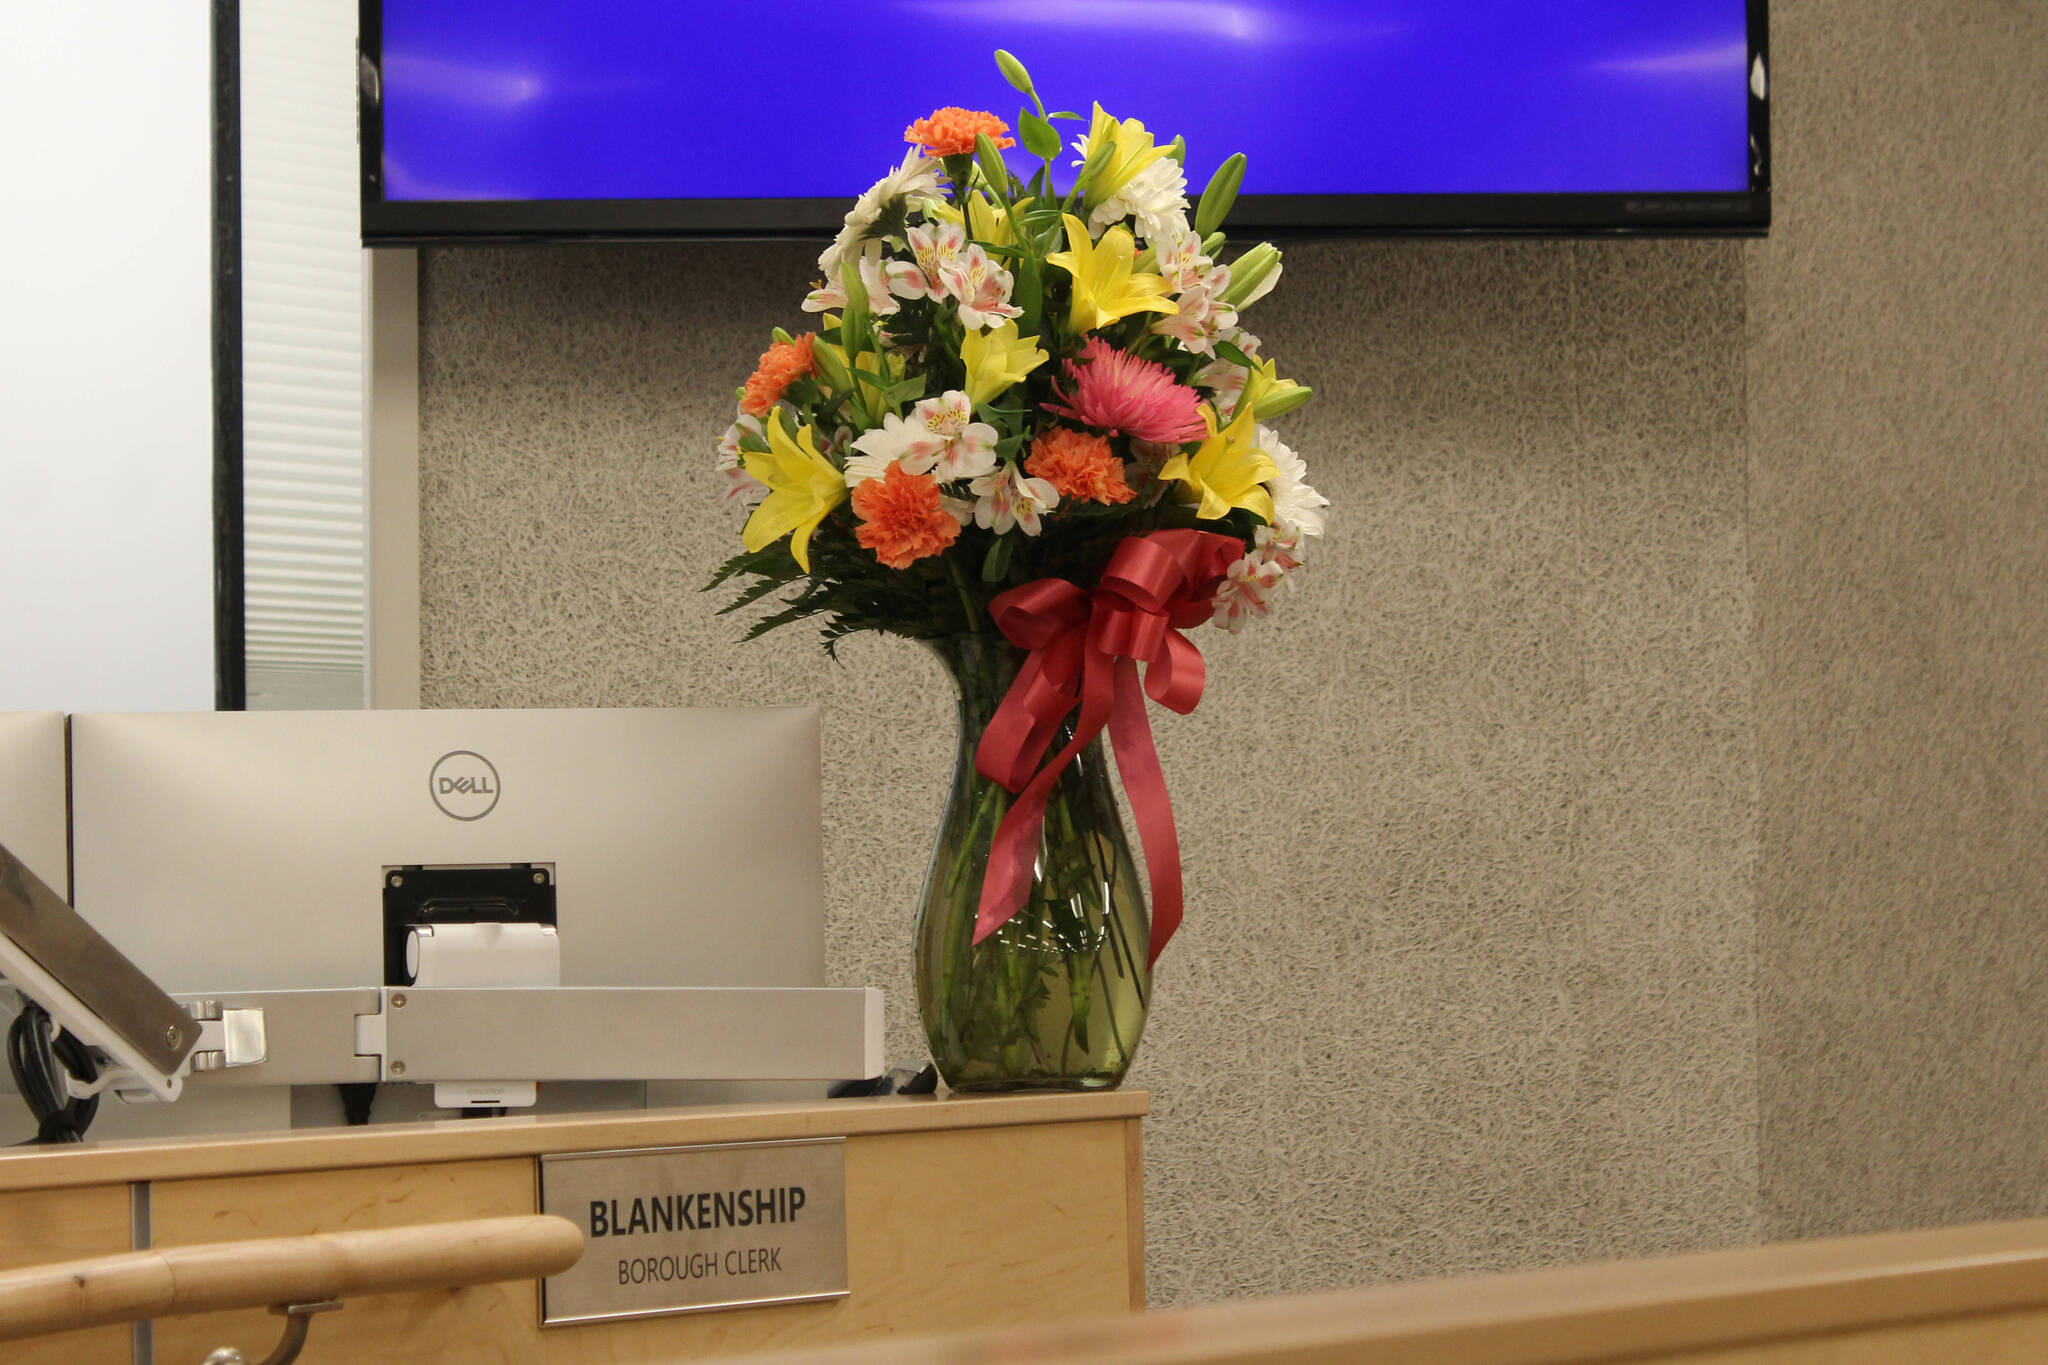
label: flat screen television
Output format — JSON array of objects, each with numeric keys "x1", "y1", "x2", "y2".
[{"x1": 358, "y1": 1, "x2": 1769, "y2": 243}]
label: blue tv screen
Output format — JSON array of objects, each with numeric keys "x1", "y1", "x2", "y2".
[{"x1": 361, "y1": 1, "x2": 1769, "y2": 240}]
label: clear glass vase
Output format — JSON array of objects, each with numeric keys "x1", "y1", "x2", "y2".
[{"x1": 913, "y1": 634, "x2": 1150, "y2": 1091}]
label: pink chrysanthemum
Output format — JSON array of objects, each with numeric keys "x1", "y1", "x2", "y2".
[{"x1": 1043, "y1": 338, "x2": 1209, "y2": 446}]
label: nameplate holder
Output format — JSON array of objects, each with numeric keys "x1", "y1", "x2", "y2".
[{"x1": 538, "y1": 1138, "x2": 848, "y2": 1325}]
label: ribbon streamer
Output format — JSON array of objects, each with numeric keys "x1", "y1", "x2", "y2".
[{"x1": 972, "y1": 528, "x2": 1240, "y2": 966}]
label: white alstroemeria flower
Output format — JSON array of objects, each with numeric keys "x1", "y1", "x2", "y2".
[
  {"x1": 850, "y1": 410, "x2": 948, "y2": 470},
  {"x1": 818, "y1": 150, "x2": 945, "y2": 277},
  {"x1": 903, "y1": 220, "x2": 968, "y2": 299},
  {"x1": 1193, "y1": 330, "x2": 1262, "y2": 418},
  {"x1": 1211, "y1": 553, "x2": 1284, "y2": 632},
  {"x1": 1254, "y1": 523, "x2": 1304, "y2": 576},
  {"x1": 969, "y1": 465, "x2": 1059, "y2": 535},
  {"x1": 715, "y1": 412, "x2": 764, "y2": 472},
  {"x1": 1089, "y1": 156, "x2": 1189, "y2": 243},
  {"x1": 1259, "y1": 426, "x2": 1328, "y2": 539},
  {"x1": 939, "y1": 245, "x2": 1023, "y2": 331},
  {"x1": 900, "y1": 391, "x2": 1000, "y2": 482},
  {"x1": 723, "y1": 467, "x2": 769, "y2": 504},
  {"x1": 716, "y1": 413, "x2": 771, "y2": 504},
  {"x1": 804, "y1": 241, "x2": 916, "y2": 317},
  {"x1": 801, "y1": 278, "x2": 847, "y2": 314},
  {"x1": 1151, "y1": 265, "x2": 1238, "y2": 357},
  {"x1": 1149, "y1": 219, "x2": 1208, "y2": 293}
]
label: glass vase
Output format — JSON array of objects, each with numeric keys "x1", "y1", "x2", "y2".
[{"x1": 913, "y1": 634, "x2": 1150, "y2": 1091}]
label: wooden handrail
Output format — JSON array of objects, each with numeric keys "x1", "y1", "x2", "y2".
[
  {"x1": 0, "y1": 1214, "x2": 582, "y2": 1343},
  {"x1": 730, "y1": 1216, "x2": 2048, "y2": 1365}
]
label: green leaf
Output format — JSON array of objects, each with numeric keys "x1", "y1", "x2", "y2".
[
  {"x1": 995, "y1": 431, "x2": 1029, "y2": 458},
  {"x1": 1194, "y1": 153, "x2": 1246, "y2": 237},
  {"x1": 1019, "y1": 109, "x2": 1060, "y2": 161},
  {"x1": 981, "y1": 535, "x2": 1015, "y2": 582},
  {"x1": 1012, "y1": 251, "x2": 1043, "y2": 335},
  {"x1": 703, "y1": 541, "x2": 798, "y2": 591},
  {"x1": 1165, "y1": 135, "x2": 1186, "y2": 165},
  {"x1": 1212, "y1": 338, "x2": 1255, "y2": 369},
  {"x1": 1046, "y1": 110, "x2": 1082, "y2": 122},
  {"x1": 716, "y1": 573, "x2": 794, "y2": 616},
  {"x1": 882, "y1": 375, "x2": 928, "y2": 406},
  {"x1": 741, "y1": 602, "x2": 826, "y2": 642}
]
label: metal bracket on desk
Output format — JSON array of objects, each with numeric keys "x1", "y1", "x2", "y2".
[
  {"x1": 150, "y1": 985, "x2": 884, "y2": 1092},
  {"x1": 201, "y1": 1299, "x2": 343, "y2": 1365}
]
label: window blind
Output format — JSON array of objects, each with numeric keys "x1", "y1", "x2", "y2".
[{"x1": 240, "y1": 0, "x2": 365, "y2": 710}]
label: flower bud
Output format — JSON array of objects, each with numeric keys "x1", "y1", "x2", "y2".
[
  {"x1": 994, "y1": 49, "x2": 1035, "y2": 96},
  {"x1": 1194, "y1": 153, "x2": 1246, "y2": 237},
  {"x1": 1252, "y1": 381, "x2": 1312, "y2": 421},
  {"x1": 974, "y1": 133, "x2": 1013, "y2": 201},
  {"x1": 1218, "y1": 243, "x2": 1281, "y2": 309}
]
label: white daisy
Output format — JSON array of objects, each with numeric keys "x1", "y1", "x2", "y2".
[
  {"x1": 1089, "y1": 155, "x2": 1189, "y2": 243},
  {"x1": 1259, "y1": 427, "x2": 1328, "y2": 539},
  {"x1": 818, "y1": 150, "x2": 945, "y2": 277}
]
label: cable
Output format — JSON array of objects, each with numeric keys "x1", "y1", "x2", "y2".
[{"x1": 7, "y1": 1002, "x2": 101, "y2": 1144}]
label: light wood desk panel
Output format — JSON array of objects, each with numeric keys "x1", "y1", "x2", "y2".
[
  {"x1": 0, "y1": 1186, "x2": 132, "y2": 1365},
  {"x1": 0, "y1": 1093, "x2": 1146, "y2": 1363}
]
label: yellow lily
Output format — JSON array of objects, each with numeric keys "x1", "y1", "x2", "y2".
[
  {"x1": 1078, "y1": 104, "x2": 1166, "y2": 203},
  {"x1": 961, "y1": 321, "x2": 1049, "y2": 406},
  {"x1": 1157, "y1": 403, "x2": 1277, "y2": 523},
  {"x1": 966, "y1": 191, "x2": 1033, "y2": 248},
  {"x1": 741, "y1": 418, "x2": 847, "y2": 572},
  {"x1": 1045, "y1": 214, "x2": 1177, "y2": 335}
]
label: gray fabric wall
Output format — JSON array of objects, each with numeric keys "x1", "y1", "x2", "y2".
[
  {"x1": 410, "y1": 0, "x2": 2045, "y2": 1305},
  {"x1": 1749, "y1": 4, "x2": 2048, "y2": 1238}
]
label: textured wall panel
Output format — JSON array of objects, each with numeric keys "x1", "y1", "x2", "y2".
[
  {"x1": 1749, "y1": 5, "x2": 2048, "y2": 1237},
  {"x1": 416, "y1": 233, "x2": 1756, "y2": 1302}
]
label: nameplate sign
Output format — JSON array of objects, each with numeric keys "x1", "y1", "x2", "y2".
[{"x1": 538, "y1": 1138, "x2": 848, "y2": 1325}]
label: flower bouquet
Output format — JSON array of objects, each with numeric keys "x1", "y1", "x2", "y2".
[{"x1": 708, "y1": 50, "x2": 1327, "y2": 1090}]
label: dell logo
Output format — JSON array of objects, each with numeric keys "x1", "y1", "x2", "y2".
[{"x1": 429, "y1": 750, "x2": 501, "y2": 821}]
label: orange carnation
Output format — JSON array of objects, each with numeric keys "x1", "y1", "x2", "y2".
[
  {"x1": 904, "y1": 107, "x2": 1014, "y2": 159},
  {"x1": 739, "y1": 334, "x2": 817, "y2": 418},
  {"x1": 1025, "y1": 427, "x2": 1136, "y2": 506},
  {"x1": 851, "y1": 463, "x2": 962, "y2": 569}
]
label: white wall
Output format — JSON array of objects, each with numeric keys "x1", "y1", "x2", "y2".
[{"x1": 0, "y1": 7, "x2": 215, "y2": 712}]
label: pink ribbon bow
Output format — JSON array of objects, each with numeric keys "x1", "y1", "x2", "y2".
[{"x1": 972, "y1": 528, "x2": 1241, "y2": 966}]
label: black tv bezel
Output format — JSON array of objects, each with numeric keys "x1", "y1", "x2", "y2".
[{"x1": 358, "y1": 1, "x2": 1769, "y2": 244}]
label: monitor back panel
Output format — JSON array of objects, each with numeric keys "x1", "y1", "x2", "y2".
[{"x1": 67, "y1": 708, "x2": 823, "y2": 994}]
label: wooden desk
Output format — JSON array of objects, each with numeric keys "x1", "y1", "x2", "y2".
[{"x1": 0, "y1": 1092, "x2": 1147, "y2": 1364}]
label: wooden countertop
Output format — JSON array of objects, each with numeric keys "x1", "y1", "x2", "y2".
[{"x1": 0, "y1": 1090, "x2": 1147, "y2": 1192}]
